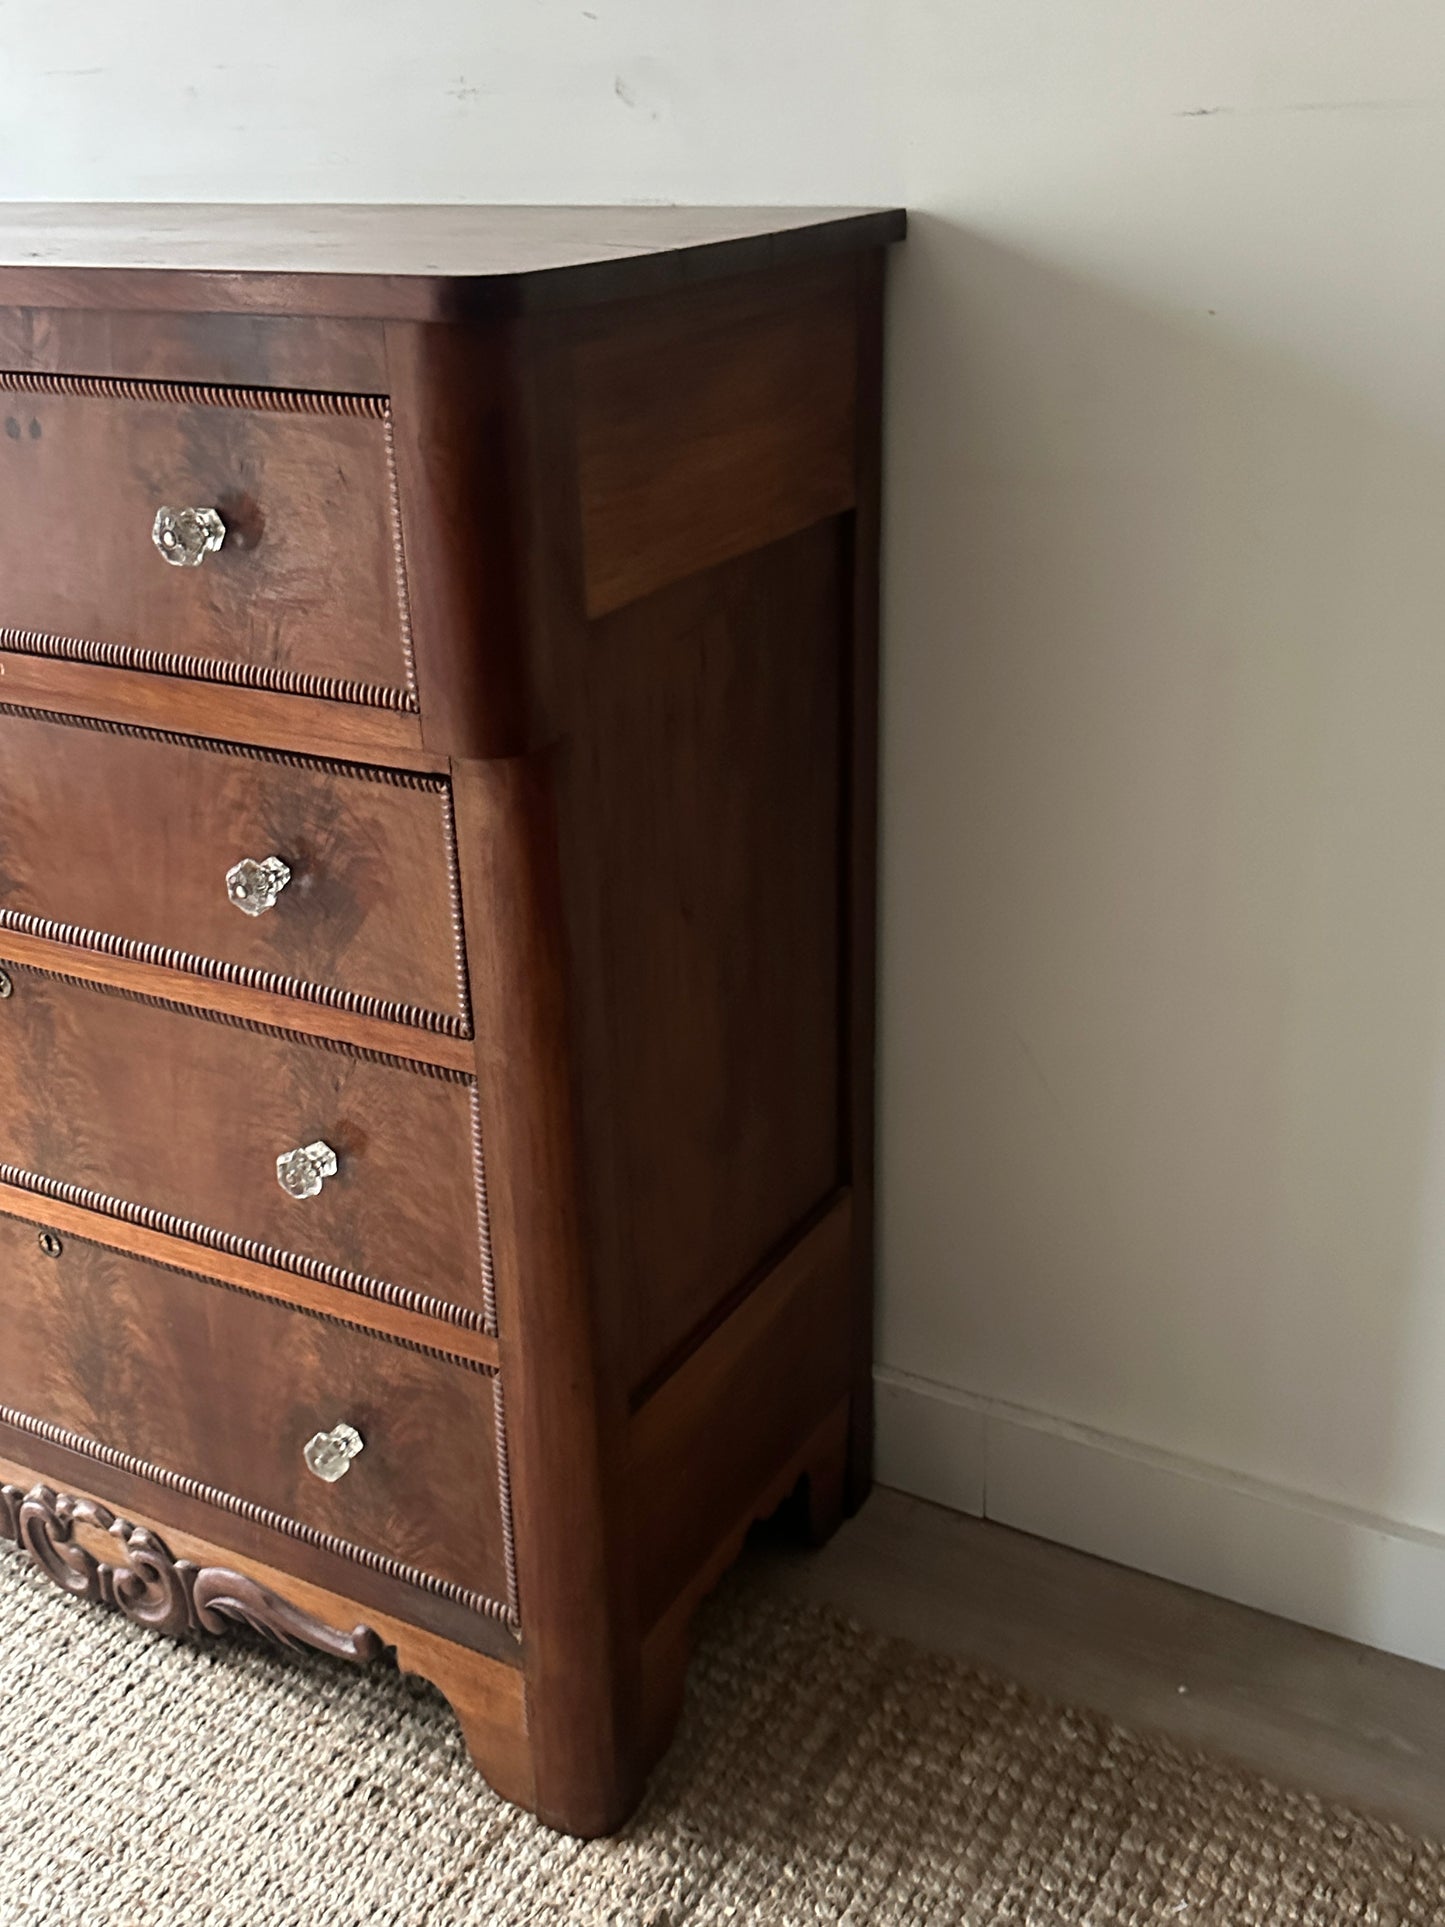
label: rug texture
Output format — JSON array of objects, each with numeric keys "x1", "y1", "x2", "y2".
[{"x1": 0, "y1": 1544, "x2": 1441, "y2": 1926}]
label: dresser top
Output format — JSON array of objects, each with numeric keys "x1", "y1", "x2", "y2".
[{"x1": 0, "y1": 203, "x2": 905, "y2": 321}]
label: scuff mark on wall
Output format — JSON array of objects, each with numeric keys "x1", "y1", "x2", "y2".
[
  {"x1": 613, "y1": 72, "x2": 661, "y2": 120},
  {"x1": 1177, "y1": 96, "x2": 1441, "y2": 119}
]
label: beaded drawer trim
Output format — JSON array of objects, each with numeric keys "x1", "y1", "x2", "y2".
[
  {"x1": 0, "y1": 906, "x2": 471, "y2": 1040},
  {"x1": 0, "y1": 624, "x2": 419, "y2": 711},
  {"x1": 0, "y1": 1164, "x2": 490, "y2": 1337},
  {"x1": 0, "y1": 957, "x2": 472, "y2": 1076},
  {"x1": 0, "y1": 628, "x2": 418, "y2": 720},
  {"x1": 0, "y1": 1403, "x2": 521, "y2": 1632},
  {"x1": 0, "y1": 698, "x2": 439, "y2": 784},
  {"x1": 0, "y1": 372, "x2": 387, "y2": 415},
  {"x1": 0, "y1": 699, "x2": 473, "y2": 1036},
  {"x1": 0, "y1": 1199, "x2": 494, "y2": 1373},
  {"x1": 0, "y1": 370, "x2": 419, "y2": 710},
  {"x1": 0, "y1": 957, "x2": 497, "y2": 1337}
]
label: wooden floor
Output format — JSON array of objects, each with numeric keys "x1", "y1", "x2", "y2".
[{"x1": 754, "y1": 1486, "x2": 1445, "y2": 1840}]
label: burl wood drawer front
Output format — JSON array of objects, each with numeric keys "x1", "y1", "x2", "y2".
[
  {"x1": 0, "y1": 966, "x2": 490, "y2": 1325},
  {"x1": 0, "y1": 1214, "x2": 510, "y2": 1610},
  {"x1": 0, "y1": 377, "x2": 412, "y2": 705},
  {"x1": 0, "y1": 708, "x2": 469, "y2": 1033}
]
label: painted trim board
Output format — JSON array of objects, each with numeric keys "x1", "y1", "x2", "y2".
[{"x1": 875, "y1": 1365, "x2": 1445, "y2": 1673}]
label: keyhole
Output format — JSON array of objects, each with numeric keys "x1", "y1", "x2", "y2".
[{"x1": 37, "y1": 1231, "x2": 63, "y2": 1258}]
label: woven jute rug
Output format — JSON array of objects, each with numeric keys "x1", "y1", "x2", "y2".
[{"x1": 1, "y1": 1545, "x2": 1441, "y2": 1925}]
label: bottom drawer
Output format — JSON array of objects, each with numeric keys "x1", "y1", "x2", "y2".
[{"x1": 0, "y1": 1212, "x2": 511, "y2": 1616}]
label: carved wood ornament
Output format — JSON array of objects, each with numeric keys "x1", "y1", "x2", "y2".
[{"x1": 0, "y1": 1482, "x2": 383, "y2": 1664}]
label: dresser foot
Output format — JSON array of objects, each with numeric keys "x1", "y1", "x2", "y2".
[
  {"x1": 843, "y1": 1386, "x2": 876, "y2": 1519},
  {"x1": 634, "y1": 1392, "x2": 853, "y2": 1806},
  {"x1": 379, "y1": 1622, "x2": 538, "y2": 1814},
  {"x1": 526, "y1": 1744, "x2": 652, "y2": 1839},
  {"x1": 764, "y1": 1396, "x2": 852, "y2": 1549},
  {"x1": 0, "y1": 1457, "x2": 540, "y2": 1818},
  {"x1": 799, "y1": 1400, "x2": 849, "y2": 1547}
]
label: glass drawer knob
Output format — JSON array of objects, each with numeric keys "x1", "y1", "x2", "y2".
[
  {"x1": 304, "y1": 1423, "x2": 364, "y2": 1483},
  {"x1": 276, "y1": 1140, "x2": 338, "y2": 1201},
  {"x1": 227, "y1": 855, "x2": 292, "y2": 917},
  {"x1": 152, "y1": 505, "x2": 226, "y2": 567}
]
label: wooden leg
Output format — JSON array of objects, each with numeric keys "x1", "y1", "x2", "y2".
[
  {"x1": 388, "y1": 1622, "x2": 538, "y2": 1814},
  {"x1": 768, "y1": 1396, "x2": 850, "y2": 1547},
  {"x1": 800, "y1": 1401, "x2": 849, "y2": 1547},
  {"x1": 637, "y1": 1395, "x2": 854, "y2": 1790},
  {"x1": 520, "y1": 1708, "x2": 650, "y2": 1838},
  {"x1": 843, "y1": 1238, "x2": 877, "y2": 1518}
]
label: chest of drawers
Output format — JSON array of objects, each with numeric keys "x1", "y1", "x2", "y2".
[{"x1": 0, "y1": 203, "x2": 901, "y2": 1835}]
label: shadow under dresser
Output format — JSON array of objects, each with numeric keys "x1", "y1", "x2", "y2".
[{"x1": 0, "y1": 202, "x2": 904, "y2": 1835}]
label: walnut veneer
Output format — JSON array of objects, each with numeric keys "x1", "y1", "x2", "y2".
[{"x1": 0, "y1": 203, "x2": 902, "y2": 1835}]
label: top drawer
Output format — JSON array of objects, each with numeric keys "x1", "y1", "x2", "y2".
[{"x1": 0, "y1": 376, "x2": 413, "y2": 706}]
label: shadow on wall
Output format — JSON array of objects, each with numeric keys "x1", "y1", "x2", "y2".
[{"x1": 876, "y1": 212, "x2": 1445, "y2": 1631}]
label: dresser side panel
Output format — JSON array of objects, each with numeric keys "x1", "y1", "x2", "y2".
[
  {"x1": 573, "y1": 259, "x2": 859, "y2": 617},
  {"x1": 560, "y1": 523, "x2": 847, "y2": 1394}
]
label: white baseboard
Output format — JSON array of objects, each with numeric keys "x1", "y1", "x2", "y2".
[{"x1": 875, "y1": 1365, "x2": 1445, "y2": 1672}]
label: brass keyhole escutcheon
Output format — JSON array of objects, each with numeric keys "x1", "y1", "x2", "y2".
[
  {"x1": 0, "y1": 967, "x2": 13, "y2": 999},
  {"x1": 37, "y1": 1232, "x2": 63, "y2": 1258}
]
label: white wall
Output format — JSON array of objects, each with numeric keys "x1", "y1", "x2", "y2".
[{"x1": 10, "y1": 3, "x2": 1445, "y2": 1664}]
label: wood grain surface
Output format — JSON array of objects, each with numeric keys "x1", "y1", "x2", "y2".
[
  {"x1": 566, "y1": 525, "x2": 847, "y2": 1392},
  {"x1": 0, "y1": 646, "x2": 435, "y2": 768},
  {"x1": 575, "y1": 262, "x2": 857, "y2": 615},
  {"x1": 0, "y1": 922, "x2": 476, "y2": 1072},
  {"x1": 0, "y1": 1216, "x2": 508, "y2": 1603},
  {"x1": 0, "y1": 383, "x2": 410, "y2": 699},
  {"x1": 0, "y1": 204, "x2": 906, "y2": 320},
  {"x1": 0, "y1": 706, "x2": 469, "y2": 1029},
  {"x1": 0, "y1": 306, "x2": 390, "y2": 392},
  {"x1": 0, "y1": 964, "x2": 489, "y2": 1317},
  {"x1": 0, "y1": 1177, "x2": 498, "y2": 1363},
  {"x1": 455, "y1": 752, "x2": 640, "y2": 1833},
  {"x1": 629, "y1": 1199, "x2": 853, "y2": 1629}
]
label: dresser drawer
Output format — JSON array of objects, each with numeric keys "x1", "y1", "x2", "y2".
[
  {"x1": 0, "y1": 965, "x2": 489, "y2": 1323},
  {"x1": 0, "y1": 707, "x2": 469, "y2": 1032},
  {"x1": 0, "y1": 1214, "x2": 510, "y2": 1608},
  {"x1": 0, "y1": 378, "x2": 411, "y2": 703}
]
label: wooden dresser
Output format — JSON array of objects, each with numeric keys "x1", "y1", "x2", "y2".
[{"x1": 0, "y1": 204, "x2": 902, "y2": 1835}]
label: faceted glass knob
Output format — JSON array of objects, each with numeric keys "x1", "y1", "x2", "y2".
[
  {"x1": 226, "y1": 856, "x2": 292, "y2": 917},
  {"x1": 304, "y1": 1423, "x2": 364, "y2": 1483},
  {"x1": 276, "y1": 1140, "x2": 339, "y2": 1201},
  {"x1": 152, "y1": 505, "x2": 226, "y2": 568}
]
